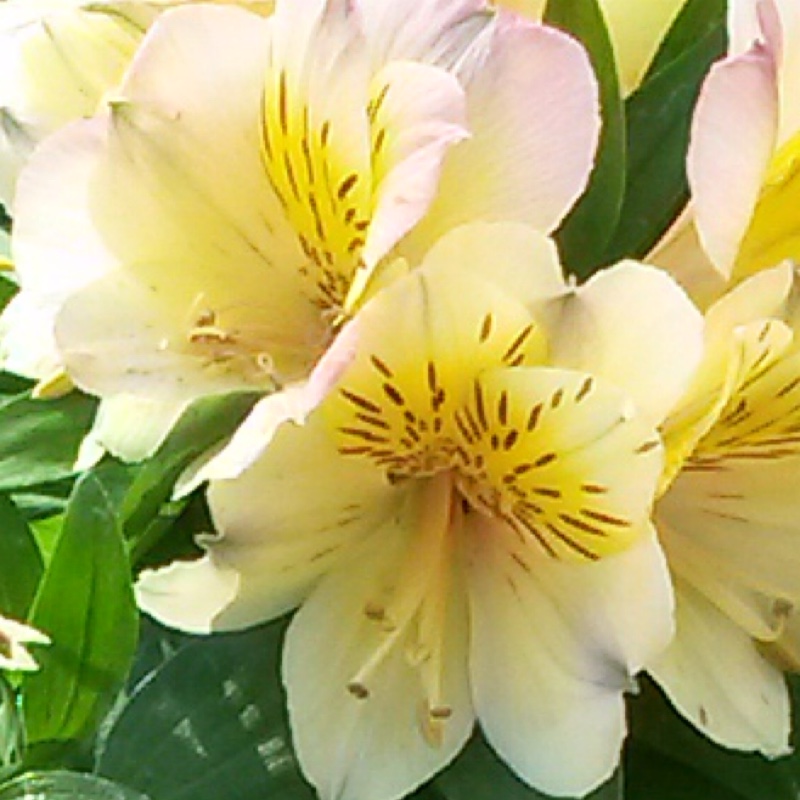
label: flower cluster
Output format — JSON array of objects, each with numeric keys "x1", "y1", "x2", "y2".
[{"x1": 1, "y1": 0, "x2": 800, "y2": 799}]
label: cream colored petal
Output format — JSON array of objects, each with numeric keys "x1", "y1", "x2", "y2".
[
  {"x1": 418, "y1": 222, "x2": 567, "y2": 310},
  {"x1": 283, "y1": 490, "x2": 473, "y2": 800},
  {"x1": 55, "y1": 270, "x2": 270, "y2": 401},
  {"x1": 0, "y1": 292, "x2": 62, "y2": 380},
  {"x1": 689, "y1": 39, "x2": 779, "y2": 278},
  {"x1": 466, "y1": 521, "x2": 673, "y2": 796},
  {"x1": 647, "y1": 207, "x2": 728, "y2": 311},
  {"x1": 0, "y1": 614, "x2": 49, "y2": 672},
  {"x1": 545, "y1": 262, "x2": 705, "y2": 426},
  {"x1": 400, "y1": 16, "x2": 600, "y2": 260},
  {"x1": 649, "y1": 579, "x2": 790, "y2": 757},
  {"x1": 78, "y1": 394, "x2": 190, "y2": 465},
  {"x1": 137, "y1": 412, "x2": 395, "y2": 633},
  {"x1": 186, "y1": 319, "x2": 360, "y2": 485}
]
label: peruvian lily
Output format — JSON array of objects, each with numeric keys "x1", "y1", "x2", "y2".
[
  {"x1": 646, "y1": 262, "x2": 800, "y2": 756},
  {"x1": 0, "y1": 0, "x2": 275, "y2": 207},
  {"x1": 0, "y1": 614, "x2": 49, "y2": 672},
  {"x1": 0, "y1": 0, "x2": 600, "y2": 463},
  {"x1": 138, "y1": 222, "x2": 706, "y2": 800},
  {"x1": 653, "y1": 0, "x2": 800, "y2": 307},
  {"x1": 492, "y1": 0, "x2": 690, "y2": 95}
]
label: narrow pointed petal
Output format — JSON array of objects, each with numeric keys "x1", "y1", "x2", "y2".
[
  {"x1": 0, "y1": 614, "x2": 50, "y2": 672},
  {"x1": 546, "y1": 262, "x2": 705, "y2": 426},
  {"x1": 649, "y1": 580, "x2": 790, "y2": 756},
  {"x1": 401, "y1": 16, "x2": 600, "y2": 260},
  {"x1": 362, "y1": 60, "x2": 468, "y2": 268},
  {"x1": 466, "y1": 522, "x2": 673, "y2": 796},
  {"x1": 689, "y1": 39, "x2": 779, "y2": 278},
  {"x1": 283, "y1": 490, "x2": 473, "y2": 800},
  {"x1": 137, "y1": 413, "x2": 395, "y2": 632}
]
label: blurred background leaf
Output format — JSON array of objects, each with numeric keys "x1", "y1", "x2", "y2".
[{"x1": 0, "y1": 771, "x2": 148, "y2": 799}]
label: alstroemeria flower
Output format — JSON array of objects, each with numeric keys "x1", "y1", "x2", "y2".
[
  {"x1": 0, "y1": 0, "x2": 275, "y2": 207},
  {"x1": 0, "y1": 0, "x2": 599, "y2": 464},
  {"x1": 138, "y1": 223, "x2": 706, "y2": 800},
  {"x1": 491, "y1": 0, "x2": 689, "y2": 95},
  {"x1": 0, "y1": 614, "x2": 49, "y2": 672},
  {"x1": 642, "y1": 262, "x2": 800, "y2": 756},
  {"x1": 653, "y1": 0, "x2": 800, "y2": 306}
]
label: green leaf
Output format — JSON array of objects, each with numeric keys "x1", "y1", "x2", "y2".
[
  {"x1": 625, "y1": 678, "x2": 800, "y2": 800},
  {"x1": 545, "y1": 0, "x2": 626, "y2": 279},
  {"x1": 646, "y1": 0, "x2": 727, "y2": 80},
  {"x1": 435, "y1": 734, "x2": 621, "y2": 800},
  {"x1": 22, "y1": 469, "x2": 138, "y2": 746},
  {"x1": 95, "y1": 618, "x2": 314, "y2": 800},
  {"x1": 602, "y1": 19, "x2": 726, "y2": 263},
  {"x1": 0, "y1": 771, "x2": 148, "y2": 800},
  {"x1": 0, "y1": 276, "x2": 15, "y2": 312},
  {"x1": 0, "y1": 495, "x2": 42, "y2": 619},
  {"x1": 118, "y1": 392, "x2": 257, "y2": 559},
  {"x1": 0, "y1": 392, "x2": 97, "y2": 492}
]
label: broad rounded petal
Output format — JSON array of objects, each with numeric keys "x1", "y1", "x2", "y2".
[
  {"x1": 689, "y1": 41, "x2": 779, "y2": 278},
  {"x1": 362, "y1": 60, "x2": 468, "y2": 268},
  {"x1": 419, "y1": 221, "x2": 567, "y2": 308},
  {"x1": 284, "y1": 492, "x2": 473, "y2": 800},
  {"x1": 78, "y1": 394, "x2": 189, "y2": 465},
  {"x1": 188, "y1": 319, "x2": 361, "y2": 485},
  {"x1": 649, "y1": 579, "x2": 790, "y2": 757},
  {"x1": 545, "y1": 262, "x2": 705, "y2": 426},
  {"x1": 138, "y1": 412, "x2": 395, "y2": 632},
  {"x1": 401, "y1": 16, "x2": 600, "y2": 260},
  {"x1": 466, "y1": 521, "x2": 673, "y2": 796}
]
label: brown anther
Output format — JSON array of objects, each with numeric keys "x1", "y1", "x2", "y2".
[{"x1": 347, "y1": 682, "x2": 370, "y2": 700}]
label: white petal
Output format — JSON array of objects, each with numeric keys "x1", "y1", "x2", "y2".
[
  {"x1": 545, "y1": 262, "x2": 705, "y2": 426},
  {"x1": 649, "y1": 580, "x2": 790, "y2": 757},
  {"x1": 466, "y1": 521, "x2": 673, "y2": 796},
  {"x1": 138, "y1": 413, "x2": 395, "y2": 632},
  {"x1": 284, "y1": 501, "x2": 473, "y2": 800}
]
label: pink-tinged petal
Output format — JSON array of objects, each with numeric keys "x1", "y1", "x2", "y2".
[
  {"x1": 466, "y1": 520, "x2": 673, "y2": 796},
  {"x1": 689, "y1": 39, "x2": 779, "y2": 278},
  {"x1": 185, "y1": 319, "x2": 361, "y2": 486},
  {"x1": 284, "y1": 487, "x2": 473, "y2": 800},
  {"x1": 362, "y1": 61, "x2": 468, "y2": 268},
  {"x1": 546, "y1": 262, "x2": 705, "y2": 426},
  {"x1": 137, "y1": 412, "x2": 395, "y2": 633},
  {"x1": 358, "y1": 0, "x2": 492, "y2": 72},
  {"x1": 401, "y1": 15, "x2": 600, "y2": 260},
  {"x1": 649, "y1": 579, "x2": 790, "y2": 756}
]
